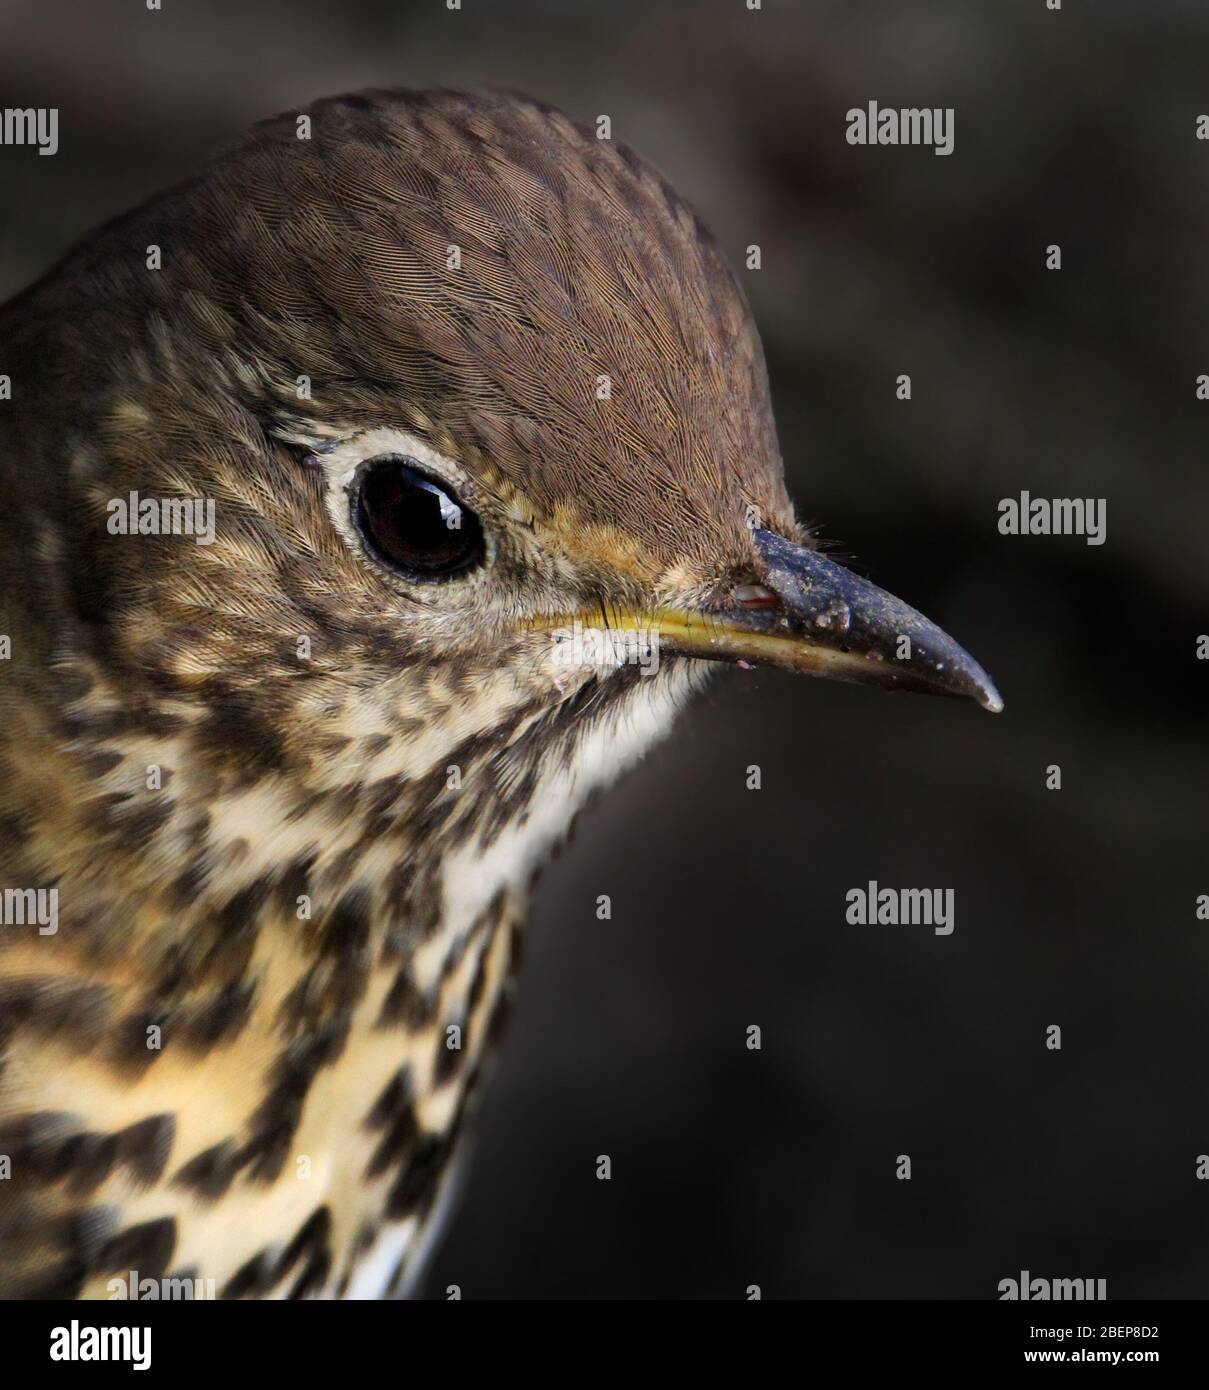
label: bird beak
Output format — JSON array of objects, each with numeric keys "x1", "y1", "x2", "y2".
[{"x1": 649, "y1": 528, "x2": 1003, "y2": 712}]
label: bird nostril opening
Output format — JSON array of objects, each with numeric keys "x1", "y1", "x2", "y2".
[{"x1": 732, "y1": 582, "x2": 779, "y2": 609}]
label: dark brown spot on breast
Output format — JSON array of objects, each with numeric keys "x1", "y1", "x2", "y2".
[
  {"x1": 96, "y1": 1215, "x2": 177, "y2": 1278},
  {"x1": 376, "y1": 966, "x2": 434, "y2": 1030},
  {"x1": 0, "y1": 976, "x2": 112, "y2": 1049},
  {"x1": 239, "y1": 1022, "x2": 347, "y2": 1182},
  {"x1": 384, "y1": 1132, "x2": 451, "y2": 1221},
  {"x1": 173, "y1": 1139, "x2": 240, "y2": 1200},
  {"x1": 433, "y1": 1017, "x2": 466, "y2": 1086},
  {"x1": 113, "y1": 1112, "x2": 176, "y2": 1187}
]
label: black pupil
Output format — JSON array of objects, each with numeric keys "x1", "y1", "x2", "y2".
[{"x1": 355, "y1": 458, "x2": 484, "y2": 579}]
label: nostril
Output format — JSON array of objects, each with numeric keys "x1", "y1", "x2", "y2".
[{"x1": 733, "y1": 583, "x2": 779, "y2": 609}]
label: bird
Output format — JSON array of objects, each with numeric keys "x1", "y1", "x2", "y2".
[{"x1": 0, "y1": 88, "x2": 1001, "y2": 1300}]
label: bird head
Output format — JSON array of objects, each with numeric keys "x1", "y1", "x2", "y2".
[{"x1": 0, "y1": 89, "x2": 999, "y2": 898}]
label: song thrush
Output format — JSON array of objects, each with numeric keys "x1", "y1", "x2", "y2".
[{"x1": 0, "y1": 89, "x2": 1000, "y2": 1299}]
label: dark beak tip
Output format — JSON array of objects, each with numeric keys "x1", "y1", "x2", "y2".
[
  {"x1": 901, "y1": 640, "x2": 1004, "y2": 714},
  {"x1": 934, "y1": 645, "x2": 1004, "y2": 714},
  {"x1": 888, "y1": 663, "x2": 1003, "y2": 713}
]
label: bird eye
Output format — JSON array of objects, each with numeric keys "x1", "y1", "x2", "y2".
[{"x1": 353, "y1": 456, "x2": 485, "y2": 581}]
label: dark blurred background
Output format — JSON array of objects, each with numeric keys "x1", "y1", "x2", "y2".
[{"x1": 3, "y1": 0, "x2": 1207, "y2": 1298}]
